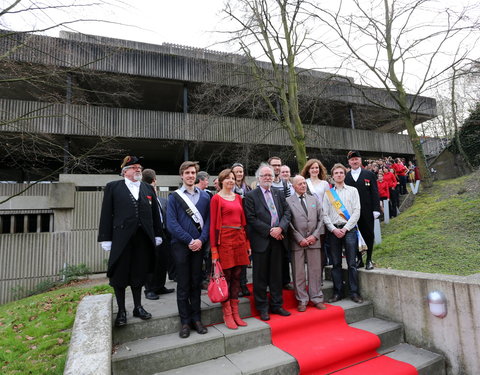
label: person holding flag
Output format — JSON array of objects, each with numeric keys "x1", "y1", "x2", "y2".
[{"x1": 322, "y1": 163, "x2": 363, "y2": 304}]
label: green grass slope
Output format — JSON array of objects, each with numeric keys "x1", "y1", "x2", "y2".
[
  {"x1": 375, "y1": 170, "x2": 480, "y2": 275},
  {"x1": 0, "y1": 284, "x2": 113, "y2": 375}
]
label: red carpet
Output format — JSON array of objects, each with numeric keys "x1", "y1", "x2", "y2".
[{"x1": 246, "y1": 287, "x2": 418, "y2": 375}]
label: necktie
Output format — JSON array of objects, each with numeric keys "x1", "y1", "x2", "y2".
[
  {"x1": 300, "y1": 195, "x2": 308, "y2": 216},
  {"x1": 265, "y1": 190, "x2": 279, "y2": 227}
]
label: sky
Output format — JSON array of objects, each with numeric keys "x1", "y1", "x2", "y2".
[{"x1": 1, "y1": 0, "x2": 230, "y2": 51}]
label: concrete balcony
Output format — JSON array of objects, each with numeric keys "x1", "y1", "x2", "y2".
[{"x1": 0, "y1": 98, "x2": 413, "y2": 154}]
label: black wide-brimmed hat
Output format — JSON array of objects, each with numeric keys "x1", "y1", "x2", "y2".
[
  {"x1": 120, "y1": 155, "x2": 143, "y2": 169},
  {"x1": 347, "y1": 150, "x2": 361, "y2": 160}
]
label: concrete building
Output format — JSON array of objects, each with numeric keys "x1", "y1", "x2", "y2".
[
  {"x1": 0, "y1": 30, "x2": 436, "y2": 179},
  {"x1": 0, "y1": 29, "x2": 437, "y2": 303}
]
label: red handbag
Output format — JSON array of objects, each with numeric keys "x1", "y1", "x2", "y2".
[{"x1": 207, "y1": 262, "x2": 229, "y2": 303}]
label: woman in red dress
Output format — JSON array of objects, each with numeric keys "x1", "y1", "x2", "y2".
[{"x1": 210, "y1": 169, "x2": 251, "y2": 329}]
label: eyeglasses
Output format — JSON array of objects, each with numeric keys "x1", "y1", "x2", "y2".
[{"x1": 260, "y1": 174, "x2": 273, "y2": 178}]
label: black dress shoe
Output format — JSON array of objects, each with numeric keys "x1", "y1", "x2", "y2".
[
  {"x1": 240, "y1": 285, "x2": 250, "y2": 297},
  {"x1": 191, "y1": 321, "x2": 207, "y2": 334},
  {"x1": 157, "y1": 286, "x2": 175, "y2": 294},
  {"x1": 328, "y1": 294, "x2": 342, "y2": 303},
  {"x1": 114, "y1": 310, "x2": 127, "y2": 327},
  {"x1": 357, "y1": 259, "x2": 365, "y2": 268},
  {"x1": 283, "y1": 283, "x2": 294, "y2": 291},
  {"x1": 145, "y1": 291, "x2": 159, "y2": 300},
  {"x1": 259, "y1": 311, "x2": 270, "y2": 321},
  {"x1": 271, "y1": 307, "x2": 291, "y2": 316},
  {"x1": 179, "y1": 324, "x2": 190, "y2": 338},
  {"x1": 133, "y1": 306, "x2": 152, "y2": 320},
  {"x1": 366, "y1": 261, "x2": 374, "y2": 270},
  {"x1": 351, "y1": 294, "x2": 364, "y2": 304}
]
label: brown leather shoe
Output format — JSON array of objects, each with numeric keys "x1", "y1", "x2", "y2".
[
  {"x1": 297, "y1": 303, "x2": 307, "y2": 312},
  {"x1": 315, "y1": 302, "x2": 327, "y2": 310},
  {"x1": 179, "y1": 324, "x2": 190, "y2": 338}
]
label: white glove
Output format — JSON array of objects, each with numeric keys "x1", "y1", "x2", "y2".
[
  {"x1": 155, "y1": 237, "x2": 163, "y2": 246},
  {"x1": 373, "y1": 211, "x2": 380, "y2": 219},
  {"x1": 101, "y1": 241, "x2": 112, "y2": 251}
]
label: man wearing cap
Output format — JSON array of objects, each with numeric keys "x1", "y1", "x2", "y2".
[
  {"x1": 345, "y1": 151, "x2": 381, "y2": 270},
  {"x1": 98, "y1": 156, "x2": 163, "y2": 327}
]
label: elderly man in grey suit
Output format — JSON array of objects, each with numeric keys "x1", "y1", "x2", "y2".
[{"x1": 286, "y1": 175, "x2": 326, "y2": 312}]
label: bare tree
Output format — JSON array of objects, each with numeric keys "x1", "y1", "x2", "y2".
[
  {"x1": 0, "y1": 0, "x2": 134, "y2": 193},
  {"x1": 313, "y1": 0, "x2": 480, "y2": 187},
  {"x1": 220, "y1": 0, "x2": 318, "y2": 170}
]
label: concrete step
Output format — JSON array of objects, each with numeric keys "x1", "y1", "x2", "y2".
[
  {"x1": 112, "y1": 318, "x2": 271, "y2": 375},
  {"x1": 350, "y1": 317, "x2": 403, "y2": 351},
  {"x1": 155, "y1": 344, "x2": 298, "y2": 375},
  {"x1": 112, "y1": 293, "x2": 251, "y2": 344},
  {"x1": 383, "y1": 343, "x2": 446, "y2": 375}
]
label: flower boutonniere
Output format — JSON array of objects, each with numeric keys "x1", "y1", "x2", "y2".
[
  {"x1": 364, "y1": 179, "x2": 370, "y2": 187},
  {"x1": 146, "y1": 195, "x2": 152, "y2": 205}
]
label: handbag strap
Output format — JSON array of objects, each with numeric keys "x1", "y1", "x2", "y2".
[{"x1": 211, "y1": 261, "x2": 224, "y2": 279}]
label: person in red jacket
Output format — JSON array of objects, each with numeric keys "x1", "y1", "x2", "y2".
[
  {"x1": 377, "y1": 172, "x2": 390, "y2": 215},
  {"x1": 392, "y1": 158, "x2": 408, "y2": 195},
  {"x1": 382, "y1": 167, "x2": 399, "y2": 218}
]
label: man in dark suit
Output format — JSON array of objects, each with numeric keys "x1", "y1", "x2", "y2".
[
  {"x1": 167, "y1": 161, "x2": 210, "y2": 339},
  {"x1": 98, "y1": 156, "x2": 163, "y2": 327},
  {"x1": 244, "y1": 163, "x2": 292, "y2": 321},
  {"x1": 345, "y1": 151, "x2": 381, "y2": 270},
  {"x1": 141, "y1": 169, "x2": 175, "y2": 300}
]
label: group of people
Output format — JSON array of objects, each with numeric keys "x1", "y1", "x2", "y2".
[
  {"x1": 98, "y1": 150, "x2": 381, "y2": 338},
  {"x1": 362, "y1": 156, "x2": 419, "y2": 217}
]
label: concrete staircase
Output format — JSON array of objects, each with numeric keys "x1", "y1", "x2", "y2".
[{"x1": 111, "y1": 279, "x2": 445, "y2": 375}]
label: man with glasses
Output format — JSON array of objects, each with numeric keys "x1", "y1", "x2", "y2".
[
  {"x1": 98, "y1": 156, "x2": 163, "y2": 327},
  {"x1": 244, "y1": 163, "x2": 292, "y2": 321},
  {"x1": 268, "y1": 156, "x2": 293, "y2": 290}
]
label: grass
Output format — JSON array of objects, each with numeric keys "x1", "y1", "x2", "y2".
[
  {"x1": 375, "y1": 171, "x2": 480, "y2": 275},
  {"x1": 0, "y1": 283, "x2": 113, "y2": 375}
]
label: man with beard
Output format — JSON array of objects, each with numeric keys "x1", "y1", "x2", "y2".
[
  {"x1": 244, "y1": 163, "x2": 292, "y2": 321},
  {"x1": 98, "y1": 156, "x2": 163, "y2": 327}
]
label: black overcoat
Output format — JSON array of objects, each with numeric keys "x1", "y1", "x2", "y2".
[{"x1": 98, "y1": 180, "x2": 162, "y2": 277}]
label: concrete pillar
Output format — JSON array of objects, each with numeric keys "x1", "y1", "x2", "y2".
[{"x1": 349, "y1": 107, "x2": 355, "y2": 129}]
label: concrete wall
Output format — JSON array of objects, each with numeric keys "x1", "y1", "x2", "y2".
[
  {"x1": 430, "y1": 148, "x2": 473, "y2": 180},
  {"x1": 360, "y1": 269, "x2": 480, "y2": 375}
]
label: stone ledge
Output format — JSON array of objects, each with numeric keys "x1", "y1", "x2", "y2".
[{"x1": 64, "y1": 294, "x2": 112, "y2": 375}]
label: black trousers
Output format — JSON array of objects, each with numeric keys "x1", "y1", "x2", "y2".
[
  {"x1": 171, "y1": 242, "x2": 204, "y2": 325},
  {"x1": 252, "y1": 238, "x2": 284, "y2": 313},
  {"x1": 144, "y1": 240, "x2": 169, "y2": 294},
  {"x1": 330, "y1": 229, "x2": 359, "y2": 296},
  {"x1": 357, "y1": 217, "x2": 375, "y2": 262}
]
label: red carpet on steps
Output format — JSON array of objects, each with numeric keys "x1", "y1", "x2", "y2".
[{"x1": 246, "y1": 287, "x2": 418, "y2": 375}]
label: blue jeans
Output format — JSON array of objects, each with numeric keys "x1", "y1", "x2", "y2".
[{"x1": 329, "y1": 229, "x2": 359, "y2": 296}]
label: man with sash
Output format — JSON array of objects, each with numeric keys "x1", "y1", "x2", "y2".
[
  {"x1": 167, "y1": 161, "x2": 211, "y2": 338},
  {"x1": 322, "y1": 163, "x2": 363, "y2": 304}
]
